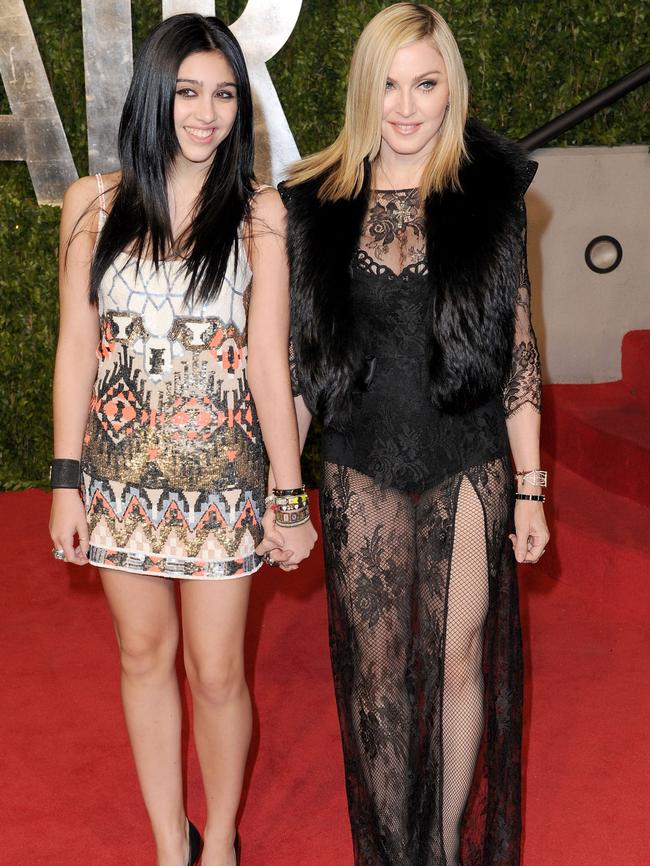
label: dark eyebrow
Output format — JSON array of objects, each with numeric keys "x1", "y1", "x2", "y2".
[{"x1": 175, "y1": 78, "x2": 238, "y2": 88}]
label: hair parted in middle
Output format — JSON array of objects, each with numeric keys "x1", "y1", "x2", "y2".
[
  {"x1": 288, "y1": 2, "x2": 469, "y2": 200},
  {"x1": 90, "y1": 13, "x2": 255, "y2": 306}
]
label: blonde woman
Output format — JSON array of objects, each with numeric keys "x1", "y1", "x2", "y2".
[{"x1": 279, "y1": 4, "x2": 549, "y2": 865}]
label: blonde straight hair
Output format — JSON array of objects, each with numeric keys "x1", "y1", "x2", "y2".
[{"x1": 287, "y1": 3, "x2": 469, "y2": 200}]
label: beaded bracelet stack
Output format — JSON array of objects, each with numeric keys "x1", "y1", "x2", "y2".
[
  {"x1": 514, "y1": 468, "x2": 547, "y2": 503},
  {"x1": 265, "y1": 485, "x2": 310, "y2": 527}
]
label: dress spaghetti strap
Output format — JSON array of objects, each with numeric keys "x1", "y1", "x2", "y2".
[{"x1": 95, "y1": 173, "x2": 107, "y2": 231}]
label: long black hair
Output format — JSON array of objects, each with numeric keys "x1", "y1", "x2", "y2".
[{"x1": 90, "y1": 14, "x2": 255, "y2": 305}]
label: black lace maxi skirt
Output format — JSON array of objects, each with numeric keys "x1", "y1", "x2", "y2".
[{"x1": 319, "y1": 455, "x2": 522, "y2": 866}]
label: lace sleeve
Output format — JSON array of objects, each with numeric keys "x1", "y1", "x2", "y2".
[
  {"x1": 502, "y1": 209, "x2": 542, "y2": 417},
  {"x1": 288, "y1": 336, "x2": 301, "y2": 397}
]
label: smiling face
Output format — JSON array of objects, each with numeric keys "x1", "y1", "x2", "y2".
[
  {"x1": 173, "y1": 50, "x2": 239, "y2": 169},
  {"x1": 380, "y1": 38, "x2": 450, "y2": 164}
]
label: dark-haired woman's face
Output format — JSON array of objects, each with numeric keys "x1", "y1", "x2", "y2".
[
  {"x1": 381, "y1": 39, "x2": 450, "y2": 162},
  {"x1": 173, "y1": 50, "x2": 238, "y2": 169}
]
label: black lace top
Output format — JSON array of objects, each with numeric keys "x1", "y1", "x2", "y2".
[{"x1": 317, "y1": 188, "x2": 542, "y2": 493}]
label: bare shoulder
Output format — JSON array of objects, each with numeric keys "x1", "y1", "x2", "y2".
[
  {"x1": 62, "y1": 175, "x2": 98, "y2": 213},
  {"x1": 63, "y1": 170, "x2": 121, "y2": 216},
  {"x1": 61, "y1": 173, "x2": 123, "y2": 248},
  {"x1": 251, "y1": 186, "x2": 284, "y2": 224},
  {"x1": 250, "y1": 186, "x2": 287, "y2": 244}
]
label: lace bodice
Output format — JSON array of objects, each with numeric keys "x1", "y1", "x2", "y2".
[
  {"x1": 356, "y1": 188, "x2": 541, "y2": 417},
  {"x1": 314, "y1": 188, "x2": 542, "y2": 491},
  {"x1": 361, "y1": 188, "x2": 427, "y2": 277}
]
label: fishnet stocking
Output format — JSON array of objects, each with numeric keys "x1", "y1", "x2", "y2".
[{"x1": 441, "y1": 479, "x2": 489, "y2": 866}]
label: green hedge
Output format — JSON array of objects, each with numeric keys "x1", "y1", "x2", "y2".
[{"x1": 1, "y1": 0, "x2": 648, "y2": 489}]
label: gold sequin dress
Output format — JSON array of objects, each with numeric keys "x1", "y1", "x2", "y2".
[{"x1": 81, "y1": 185, "x2": 265, "y2": 579}]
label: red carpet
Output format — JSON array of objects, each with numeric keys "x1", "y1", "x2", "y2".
[
  {"x1": 542, "y1": 331, "x2": 650, "y2": 507},
  {"x1": 2, "y1": 342, "x2": 649, "y2": 863}
]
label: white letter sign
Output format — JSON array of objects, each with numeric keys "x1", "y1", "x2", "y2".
[
  {"x1": 0, "y1": 0, "x2": 302, "y2": 202},
  {"x1": 0, "y1": 0, "x2": 77, "y2": 204}
]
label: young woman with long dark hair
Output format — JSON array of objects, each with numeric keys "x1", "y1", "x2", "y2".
[
  {"x1": 49, "y1": 14, "x2": 315, "y2": 866},
  {"x1": 280, "y1": 4, "x2": 549, "y2": 865}
]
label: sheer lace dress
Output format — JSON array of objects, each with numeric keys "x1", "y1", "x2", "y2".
[{"x1": 315, "y1": 189, "x2": 541, "y2": 866}]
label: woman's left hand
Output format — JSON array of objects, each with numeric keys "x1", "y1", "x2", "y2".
[{"x1": 509, "y1": 500, "x2": 550, "y2": 564}]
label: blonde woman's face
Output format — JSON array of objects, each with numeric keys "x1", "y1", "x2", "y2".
[{"x1": 381, "y1": 39, "x2": 450, "y2": 161}]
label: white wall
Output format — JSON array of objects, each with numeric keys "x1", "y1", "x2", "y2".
[{"x1": 525, "y1": 145, "x2": 650, "y2": 384}]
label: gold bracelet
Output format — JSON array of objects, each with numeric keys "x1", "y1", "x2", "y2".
[
  {"x1": 275, "y1": 494, "x2": 309, "y2": 509},
  {"x1": 275, "y1": 515, "x2": 311, "y2": 527},
  {"x1": 275, "y1": 508, "x2": 310, "y2": 527}
]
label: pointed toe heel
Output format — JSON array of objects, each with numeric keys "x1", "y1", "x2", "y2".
[{"x1": 187, "y1": 819, "x2": 203, "y2": 866}]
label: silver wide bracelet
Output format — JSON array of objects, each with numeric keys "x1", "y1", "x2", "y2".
[{"x1": 515, "y1": 469, "x2": 548, "y2": 488}]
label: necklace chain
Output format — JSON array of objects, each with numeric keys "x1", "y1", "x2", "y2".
[
  {"x1": 376, "y1": 158, "x2": 420, "y2": 191},
  {"x1": 376, "y1": 161, "x2": 418, "y2": 231}
]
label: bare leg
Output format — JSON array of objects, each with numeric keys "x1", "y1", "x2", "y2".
[
  {"x1": 100, "y1": 568, "x2": 187, "y2": 866},
  {"x1": 180, "y1": 574, "x2": 252, "y2": 866},
  {"x1": 441, "y1": 479, "x2": 489, "y2": 866}
]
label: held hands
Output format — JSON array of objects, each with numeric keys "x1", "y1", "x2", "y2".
[
  {"x1": 509, "y1": 499, "x2": 550, "y2": 564},
  {"x1": 255, "y1": 507, "x2": 317, "y2": 572},
  {"x1": 49, "y1": 488, "x2": 90, "y2": 565}
]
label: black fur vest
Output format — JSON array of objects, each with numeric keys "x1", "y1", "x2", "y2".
[{"x1": 280, "y1": 119, "x2": 537, "y2": 426}]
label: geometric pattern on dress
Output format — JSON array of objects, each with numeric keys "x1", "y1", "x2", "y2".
[
  {"x1": 87, "y1": 543, "x2": 261, "y2": 580},
  {"x1": 81, "y1": 240, "x2": 265, "y2": 580},
  {"x1": 83, "y1": 472, "x2": 262, "y2": 564},
  {"x1": 90, "y1": 352, "x2": 148, "y2": 446},
  {"x1": 102, "y1": 251, "x2": 247, "y2": 346},
  {"x1": 100, "y1": 254, "x2": 245, "y2": 385}
]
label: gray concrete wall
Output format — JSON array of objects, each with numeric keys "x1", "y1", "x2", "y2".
[{"x1": 525, "y1": 145, "x2": 649, "y2": 384}]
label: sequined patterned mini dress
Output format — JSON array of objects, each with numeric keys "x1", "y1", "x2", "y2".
[{"x1": 81, "y1": 190, "x2": 265, "y2": 580}]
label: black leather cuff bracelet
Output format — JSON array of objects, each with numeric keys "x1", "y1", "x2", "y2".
[
  {"x1": 272, "y1": 485, "x2": 306, "y2": 497},
  {"x1": 50, "y1": 458, "x2": 81, "y2": 489}
]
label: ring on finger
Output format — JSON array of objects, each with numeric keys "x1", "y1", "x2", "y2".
[
  {"x1": 52, "y1": 547, "x2": 66, "y2": 561},
  {"x1": 262, "y1": 552, "x2": 279, "y2": 568}
]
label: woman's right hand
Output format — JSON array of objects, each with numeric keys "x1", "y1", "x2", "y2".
[
  {"x1": 255, "y1": 511, "x2": 318, "y2": 572},
  {"x1": 281, "y1": 518, "x2": 318, "y2": 569},
  {"x1": 49, "y1": 489, "x2": 90, "y2": 565}
]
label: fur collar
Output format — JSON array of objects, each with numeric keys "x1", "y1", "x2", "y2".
[{"x1": 280, "y1": 119, "x2": 537, "y2": 425}]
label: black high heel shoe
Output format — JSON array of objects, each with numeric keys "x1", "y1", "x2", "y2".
[
  {"x1": 187, "y1": 819, "x2": 203, "y2": 866},
  {"x1": 234, "y1": 831, "x2": 241, "y2": 865}
]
